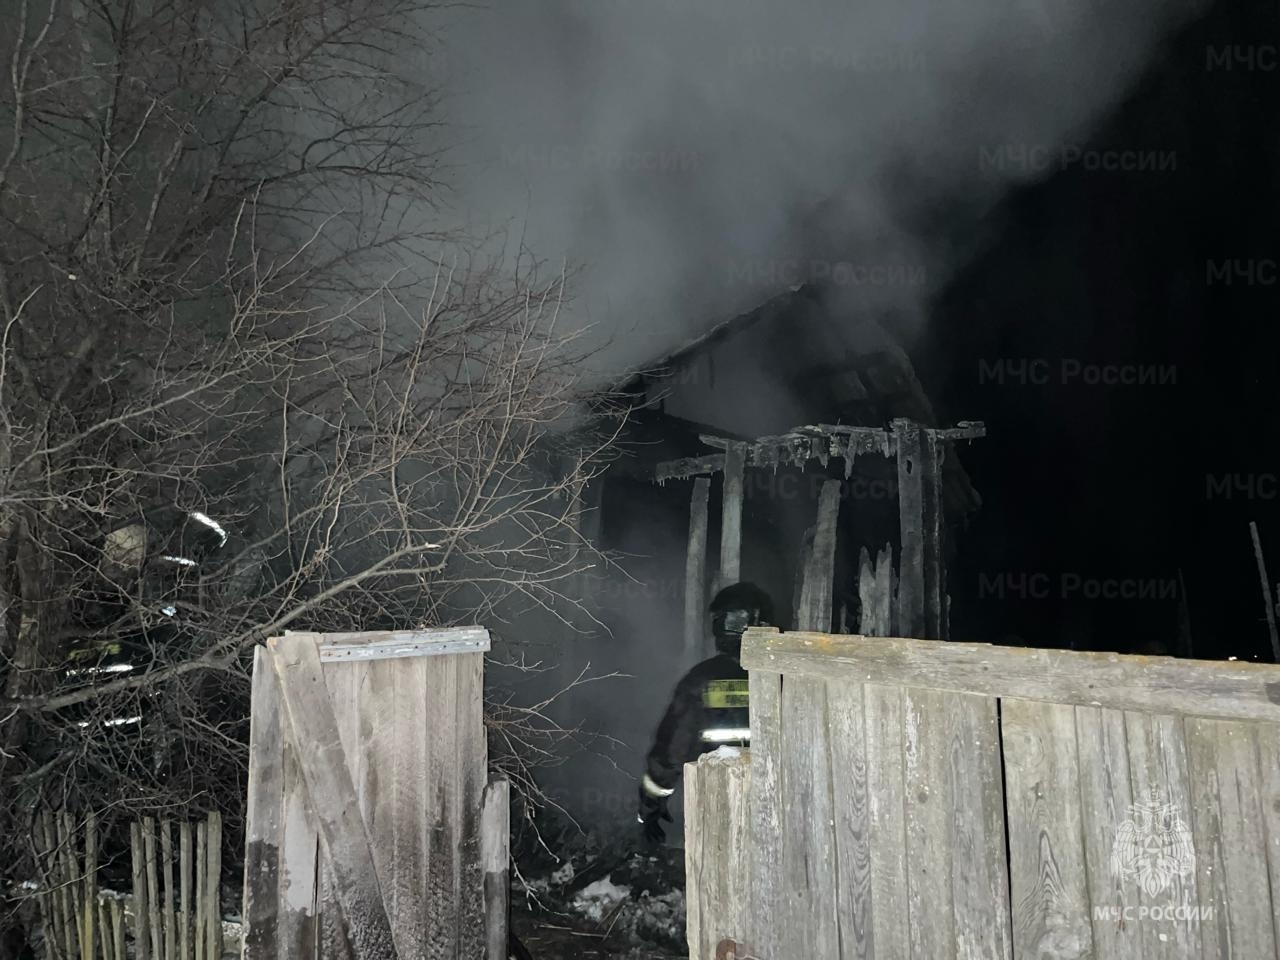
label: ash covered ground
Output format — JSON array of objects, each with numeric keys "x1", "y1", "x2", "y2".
[{"x1": 509, "y1": 814, "x2": 689, "y2": 960}]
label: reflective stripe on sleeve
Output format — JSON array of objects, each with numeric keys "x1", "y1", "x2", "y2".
[
  {"x1": 700, "y1": 727, "x2": 752, "y2": 743},
  {"x1": 642, "y1": 774, "x2": 676, "y2": 798}
]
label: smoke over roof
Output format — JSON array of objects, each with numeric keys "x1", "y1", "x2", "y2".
[{"x1": 435, "y1": 0, "x2": 1205, "y2": 375}]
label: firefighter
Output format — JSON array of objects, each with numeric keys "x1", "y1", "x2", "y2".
[{"x1": 637, "y1": 581, "x2": 773, "y2": 843}]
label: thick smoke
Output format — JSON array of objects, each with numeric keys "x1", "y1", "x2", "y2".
[{"x1": 434, "y1": 0, "x2": 1204, "y2": 375}]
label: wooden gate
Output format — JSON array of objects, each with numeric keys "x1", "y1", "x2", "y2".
[
  {"x1": 240, "y1": 628, "x2": 508, "y2": 960},
  {"x1": 686, "y1": 627, "x2": 1280, "y2": 960}
]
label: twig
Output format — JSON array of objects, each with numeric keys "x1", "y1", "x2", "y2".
[{"x1": 1250, "y1": 522, "x2": 1280, "y2": 662}]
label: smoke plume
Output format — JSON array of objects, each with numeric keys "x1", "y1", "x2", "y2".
[{"x1": 434, "y1": 0, "x2": 1204, "y2": 375}]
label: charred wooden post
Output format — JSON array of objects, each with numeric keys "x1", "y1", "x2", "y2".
[
  {"x1": 718, "y1": 442, "x2": 746, "y2": 590},
  {"x1": 797, "y1": 480, "x2": 841, "y2": 632},
  {"x1": 685, "y1": 477, "x2": 711, "y2": 659},
  {"x1": 655, "y1": 420, "x2": 983, "y2": 643},
  {"x1": 892, "y1": 419, "x2": 948, "y2": 640},
  {"x1": 858, "y1": 543, "x2": 894, "y2": 636}
]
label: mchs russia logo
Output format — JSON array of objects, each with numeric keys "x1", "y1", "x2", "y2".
[{"x1": 1110, "y1": 788, "x2": 1196, "y2": 897}]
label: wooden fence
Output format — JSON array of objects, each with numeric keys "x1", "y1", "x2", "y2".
[
  {"x1": 30, "y1": 809, "x2": 225, "y2": 960},
  {"x1": 240, "y1": 627, "x2": 508, "y2": 960},
  {"x1": 685, "y1": 627, "x2": 1280, "y2": 960}
]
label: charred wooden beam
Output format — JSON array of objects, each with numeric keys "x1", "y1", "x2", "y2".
[
  {"x1": 685, "y1": 478, "x2": 711, "y2": 659},
  {"x1": 656, "y1": 454, "x2": 726, "y2": 482},
  {"x1": 656, "y1": 421, "x2": 986, "y2": 481}
]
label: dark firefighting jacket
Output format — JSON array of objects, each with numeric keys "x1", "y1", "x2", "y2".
[{"x1": 641, "y1": 653, "x2": 750, "y2": 800}]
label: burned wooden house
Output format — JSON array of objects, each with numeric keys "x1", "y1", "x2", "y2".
[
  {"x1": 584, "y1": 283, "x2": 985, "y2": 651},
  {"x1": 541, "y1": 285, "x2": 988, "y2": 826}
]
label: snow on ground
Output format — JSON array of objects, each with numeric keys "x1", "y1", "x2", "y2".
[{"x1": 571, "y1": 875, "x2": 631, "y2": 923}]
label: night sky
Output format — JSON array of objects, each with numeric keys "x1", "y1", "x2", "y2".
[{"x1": 923, "y1": 0, "x2": 1280, "y2": 660}]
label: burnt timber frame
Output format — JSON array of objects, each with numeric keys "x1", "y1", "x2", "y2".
[{"x1": 654, "y1": 420, "x2": 986, "y2": 647}]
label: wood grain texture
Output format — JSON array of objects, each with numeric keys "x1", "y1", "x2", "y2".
[
  {"x1": 741, "y1": 628, "x2": 1280, "y2": 723},
  {"x1": 242, "y1": 646, "x2": 284, "y2": 960},
  {"x1": 204, "y1": 814, "x2": 222, "y2": 960},
  {"x1": 893, "y1": 419, "x2": 925, "y2": 639},
  {"x1": 718, "y1": 441, "x2": 745, "y2": 589},
  {"x1": 685, "y1": 477, "x2": 711, "y2": 660},
  {"x1": 1123, "y1": 711, "x2": 1200, "y2": 960},
  {"x1": 780, "y1": 675, "x2": 841, "y2": 959},
  {"x1": 453, "y1": 649, "x2": 488, "y2": 957},
  {"x1": 389, "y1": 656, "x2": 429, "y2": 955},
  {"x1": 131, "y1": 821, "x2": 150, "y2": 960},
  {"x1": 1073, "y1": 706, "x2": 1143, "y2": 960},
  {"x1": 1256, "y1": 721, "x2": 1280, "y2": 957},
  {"x1": 684, "y1": 751, "x2": 752, "y2": 960},
  {"x1": 857, "y1": 544, "x2": 893, "y2": 638},
  {"x1": 902, "y1": 686, "x2": 955, "y2": 960},
  {"x1": 269, "y1": 634, "x2": 397, "y2": 960},
  {"x1": 920, "y1": 429, "x2": 947, "y2": 639},
  {"x1": 946, "y1": 692, "x2": 1011, "y2": 960},
  {"x1": 1001, "y1": 698, "x2": 1090, "y2": 960},
  {"x1": 797, "y1": 479, "x2": 841, "y2": 634},
  {"x1": 746, "y1": 670, "x2": 783, "y2": 960},
  {"x1": 864, "y1": 684, "x2": 909, "y2": 960},
  {"x1": 826, "y1": 679, "x2": 874, "y2": 959},
  {"x1": 1185, "y1": 717, "x2": 1275, "y2": 960},
  {"x1": 479, "y1": 778, "x2": 510, "y2": 960},
  {"x1": 277, "y1": 743, "x2": 319, "y2": 960}
]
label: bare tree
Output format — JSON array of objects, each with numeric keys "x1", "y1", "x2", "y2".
[{"x1": 0, "y1": 0, "x2": 621, "y2": 937}]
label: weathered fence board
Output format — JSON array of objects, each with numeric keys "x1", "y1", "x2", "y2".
[
  {"x1": 480, "y1": 778, "x2": 511, "y2": 960},
  {"x1": 1185, "y1": 717, "x2": 1276, "y2": 960},
  {"x1": 741, "y1": 628, "x2": 1280, "y2": 723},
  {"x1": 684, "y1": 751, "x2": 752, "y2": 959},
  {"x1": 1073, "y1": 707, "x2": 1142, "y2": 960},
  {"x1": 244, "y1": 649, "x2": 285, "y2": 960},
  {"x1": 273, "y1": 633, "x2": 397, "y2": 960},
  {"x1": 745, "y1": 670, "x2": 783, "y2": 960},
  {"x1": 864, "y1": 684, "x2": 910, "y2": 960},
  {"x1": 1259, "y1": 721, "x2": 1280, "y2": 952},
  {"x1": 827, "y1": 678, "x2": 873, "y2": 959},
  {"x1": 1002, "y1": 698, "x2": 1091, "y2": 959},
  {"x1": 241, "y1": 627, "x2": 501, "y2": 960},
  {"x1": 1123, "y1": 711, "x2": 1199, "y2": 960},
  {"x1": 902, "y1": 687, "x2": 956, "y2": 960},
  {"x1": 945, "y1": 692, "x2": 1011, "y2": 960},
  {"x1": 689, "y1": 629, "x2": 1280, "y2": 960},
  {"x1": 29, "y1": 810, "x2": 222, "y2": 960},
  {"x1": 780, "y1": 676, "x2": 840, "y2": 959}
]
